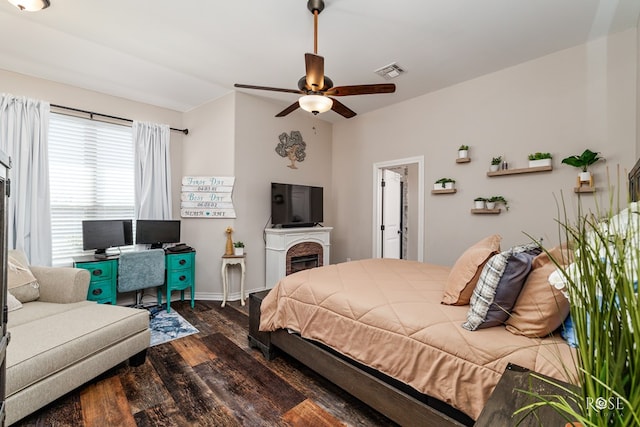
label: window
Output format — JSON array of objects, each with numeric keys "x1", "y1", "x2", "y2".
[{"x1": 48, "y1": 113, "x2": 134, "y2": 266}]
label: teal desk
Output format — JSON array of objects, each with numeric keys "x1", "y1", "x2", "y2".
[
  {"x1": 73, "y1": 256, "x2": 118, "y2": 304},
  {"x1": 74, "y1": 250, "x2": 196, "y2": 310}
]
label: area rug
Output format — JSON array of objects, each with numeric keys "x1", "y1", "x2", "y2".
[{"x1": 149, "y1": 309, "x2": 199, "y2": 346}]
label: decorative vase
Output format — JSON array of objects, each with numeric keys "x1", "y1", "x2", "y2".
[
  {"x1": 225, "y1": 228, "x2": 234, "y2": 256},
  {"x1": 474, "y1": 200, "x2": 485, "y2": 209},
  {"x1": 458, "y1": 149, "x2": 468, "y2": 159},
  {"x1": 490, "y1": 164, "x2": 500, "y2": 172},
  {"x1": 234, "y1": 247, "x2": 244, "y2": 256},
  {"x1": 486, "y1": 201, "x2": 496, "y2": 209}
]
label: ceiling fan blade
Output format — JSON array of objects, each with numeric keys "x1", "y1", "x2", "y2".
[
  {"x1": 234, "y1": 83, "x2": 303, "y2": 95},
  {"x1": 325, "y1": 83, "x2": 396, "y2": 97},
  {"x1": 275, "y1": 101, "x2": 301, "y2": 117},
  {"x1": 305, "y1": 53, "x2": 325, "y2": 91},
  {"x1": 329, "y1": 97, "x2": 356, "y2": 118}
]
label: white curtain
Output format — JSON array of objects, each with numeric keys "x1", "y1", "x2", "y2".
[
  {"x1": 133, "y1": 121, "x2": 172, "y2": 220},
  {"x1": 0, "y1": 94, "x2": 52, "y2": 265}
]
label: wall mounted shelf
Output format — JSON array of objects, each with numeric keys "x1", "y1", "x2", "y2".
[
  {"x1": 471, "y1": 208, "x2": 501, "y2": 215},
  {"x1": 456, "y1": 157, "x2": 471, "y2": 164},
  {"x1": 487, "y1": 165, "x2": 552, "y2": 177},
  {"x1": 431, "y1": 189, "x2": 457, "y2": 195},
  {"x1": 574, "y1": 187, "x2": 595, "y2": 193}
]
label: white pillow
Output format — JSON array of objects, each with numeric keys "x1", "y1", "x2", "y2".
[{"x1": 7, "y1": 292, "x2": 23, "y2": 312}]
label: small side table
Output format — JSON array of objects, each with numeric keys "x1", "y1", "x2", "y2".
[{"x1": 221, "y1": 254, "x2": 246, "y2": 307}]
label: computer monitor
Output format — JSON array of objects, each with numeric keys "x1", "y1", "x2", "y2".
[
  {"x1": 82, "y1": 219, "x2": 133, "y2": 256},
  {"x1": 135, "y1": 220, "x2": 181, "y2": 249}
]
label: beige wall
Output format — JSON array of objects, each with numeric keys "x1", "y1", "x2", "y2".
[
  {"x1": 331, "y1": 29, "x2": 637, "y2": 266},
  {"x1": 233, "y1": 92, "x2": 333, "y2": 292},
  {"x1": 181, "y1": 91, "x2": 333, "y2": 298},
  {"x1": 180, "y1": 92, "x2": 236, "y2": 300},
  {"x1": 1, "y1": 27, "x2": 637, "y2": 301}
]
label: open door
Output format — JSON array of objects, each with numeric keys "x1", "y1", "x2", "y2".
[
  {"x1": 381, "y1": 169, "x2": 402, "y2": 259},
  {"x1": 373, "y1": 156, "x2": 424, "y2": 262}
]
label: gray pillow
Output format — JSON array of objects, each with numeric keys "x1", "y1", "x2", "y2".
[{"x1": 477, "y1": 249, "x2": 539, "y2": 329}]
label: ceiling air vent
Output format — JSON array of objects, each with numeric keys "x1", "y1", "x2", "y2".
[{"x1": 374, "y1": 62, "x2": 405, "y2": 80}]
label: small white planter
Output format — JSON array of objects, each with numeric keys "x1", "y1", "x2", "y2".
[
  {"x1": 579, "y1": 171, "x2": 591, "y2": 182},
  {"x1": 434, "y1": 182, "x2": 455, "y2": 190},
  {"x1": 486, "y1": 201, "x2": 496, "y2": 209},
  {"x1": 234, "y1": 247, "x2": 244, "y2": 256},
  {"x1": 474, "y1": 200, "x2": 486, "y2": 209},
  {"x1": 458, "y1": 150, "x2": 468, "y2": 159},
  {"x1": 528, "y1": 158, "x2": 552, "y2": 168},
  {"x1": 490, "y1": 164, "x2": 500, "y2": 172}
]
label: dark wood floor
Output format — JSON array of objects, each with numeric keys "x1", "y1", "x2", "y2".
[{"x1": 13, "y1": 300, "x2": 396, "y2": 427}]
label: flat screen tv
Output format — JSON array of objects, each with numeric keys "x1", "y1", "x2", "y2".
[
  {"x1": 136, "y1": 220, "x2": 181, "y2": 249},
  {"x1": 271, "y1": 183, "x2": 323, "y2": 228},
  {"x1": 82, "y1": 219, "x2": 133, "y2": 256}
]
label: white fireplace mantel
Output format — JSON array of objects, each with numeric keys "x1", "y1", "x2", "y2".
[{"x1": 264, "y1": 226, "x2": 332, "y2": 288}]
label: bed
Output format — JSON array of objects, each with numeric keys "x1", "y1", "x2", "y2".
[{"x1": 249, "y1": 236, "x2": 577, "y2": 425}]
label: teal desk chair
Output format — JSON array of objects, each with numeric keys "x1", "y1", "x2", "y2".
[{"x1": 117, "y1": 249, "x2": 165, "y2": 308}]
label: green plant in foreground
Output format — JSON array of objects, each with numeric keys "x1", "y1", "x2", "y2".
[
  {"x1": 491, "y1": 156, "x2": 502, "y2": 165},
  {"x1": 515, "y1": 191, "x2": 640, "y2": 426}
]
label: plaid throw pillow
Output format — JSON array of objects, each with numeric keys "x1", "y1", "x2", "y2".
[
  {"x1": 462, "y1": 252, "x2": 508, "y2": 331},
  {"x1": 462, "y1": 242, "x2": 541, "y2": 331}
]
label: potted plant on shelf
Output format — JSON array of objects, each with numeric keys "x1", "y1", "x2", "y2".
[
  {"x1": 487, "y1": 195, "x2": 509, "y2": 211},
  {"x1": 434, "y1": 178, "x2": 456, "y2": 190},
  {"x1": 458, "y1": 145, "x2": 469, "y2": 159},
  {"x1": 490, "y1": 156, "x2": 502, "y2": 172},
  {"x1": 233, "y1": 241, "x2": 245, "y2": 256},
  {"x1": 561, "y1": 149, "x2": 602, "y2": 183},
  {"x1": 473, "y1": 197, "x2": 486, "y2": 209},
  {"x1": 528, "y1": 152, "x2": 553, "y2": 168}
]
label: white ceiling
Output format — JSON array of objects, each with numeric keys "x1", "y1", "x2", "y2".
[{"x1": 1, "y1": 0, "x2": 639, "y2": 123}]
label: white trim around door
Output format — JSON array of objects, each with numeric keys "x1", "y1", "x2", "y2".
[{"x1": 372, "y1": 156, "x2": 424, "y2": 262}]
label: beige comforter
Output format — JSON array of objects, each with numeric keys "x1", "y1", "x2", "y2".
[{"x1": 260, "y1": 258, "x2": 576, "y2": 419}]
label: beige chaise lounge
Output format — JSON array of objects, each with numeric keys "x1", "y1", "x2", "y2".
[{"x1": 5, "y1": 250, "x2": 150, "y2": 425}]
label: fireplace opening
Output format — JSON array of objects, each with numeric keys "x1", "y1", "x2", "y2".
[
  {"x1": 290, "y1": 254, "x2": 319, "y2": 274},
  {"x1": 286, "y1": 241, "x2": 323, "y2": 276}
]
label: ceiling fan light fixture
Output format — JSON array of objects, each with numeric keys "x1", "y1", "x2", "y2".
[
  {"x1": 299, "y1": 94, "x2": 332, "y2": 115},
  {"x1": 7, "y1": 0, "x2": 50, "y2": 11}
]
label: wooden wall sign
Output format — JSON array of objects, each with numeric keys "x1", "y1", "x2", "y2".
[{"x1": 180, "y1": 176, "x2": 236, "y2": 218}]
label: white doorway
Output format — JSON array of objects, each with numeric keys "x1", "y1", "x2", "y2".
[{"x1": 373, "y1": 156, "x2": 424, "y2": 262}]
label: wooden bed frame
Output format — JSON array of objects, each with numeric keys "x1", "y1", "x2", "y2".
[{"x1": 248, "y1": 290, "x2": 473, "y2": 426}]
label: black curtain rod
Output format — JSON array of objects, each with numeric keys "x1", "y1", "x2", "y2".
[{"x1": 50, "y1": 104, "x2": 189, "y2": 135}]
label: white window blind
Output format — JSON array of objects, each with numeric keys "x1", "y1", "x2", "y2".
[{"x1": 49, "y1": 113, "x2": 135, "y2": 266}]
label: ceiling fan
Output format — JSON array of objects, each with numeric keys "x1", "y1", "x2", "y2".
[{"x1": 234, "y1": 0, "x2": 396, "y2": 119}]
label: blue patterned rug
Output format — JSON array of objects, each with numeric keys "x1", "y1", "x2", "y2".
[{"x1": 149, "y1": 309, "x2": 199, "y2": 346}]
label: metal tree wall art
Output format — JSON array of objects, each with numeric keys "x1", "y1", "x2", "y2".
[{"x1": 275, "y1": 131, "x2": 306, "y2": 169}]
